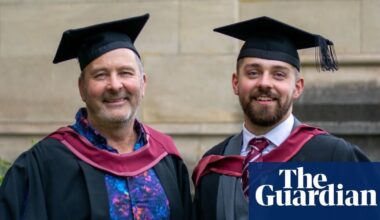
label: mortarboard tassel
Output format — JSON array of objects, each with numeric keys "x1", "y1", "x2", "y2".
[{"x1": 315, "y1": 35, "x2": 339, "y2": 72}]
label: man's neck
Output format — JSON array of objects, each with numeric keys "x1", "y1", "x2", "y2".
[
  {"x1": 89, "y1": 118, "x2": 137, "y2": 154},
  {"x1": 244, "y1": 112, "x2": 292, "y2": 136},
  {"x1": 245, "y1": 123, "x2": 275, "y2": 136}
]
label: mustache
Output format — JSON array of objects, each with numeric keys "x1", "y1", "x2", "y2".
[
  {"x1": 102, "y1": 92, "x2": 131, "y2": 101},
  {"x1": 250, "y1": 88, "x2": 278, "y2": 100}
]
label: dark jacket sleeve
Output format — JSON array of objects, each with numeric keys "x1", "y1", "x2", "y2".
[
  {"x1": 193, "y1": 136, "x2": 232, "y2": 220},
  {"x1": 330, "y1": 136, "x2": 370, "y2": 162},
  {"x1": 291, "y1": 134, "x2": 371, "y2": 162},
  {"x1": 176, "y1": 158, "x2": 193, "y2": 220},
  {"x1": 0, "y1": 148, "x2": 48, "y2": 220},
  {"x1": 193, "y1": 172, "x2": 220, "y2": 220},
  {"x1": 154, "y1": 155, "x2": 193, "y2": 220}
]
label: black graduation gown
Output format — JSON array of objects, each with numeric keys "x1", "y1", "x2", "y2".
[
  {"x1": 0, "y1": 138, "x2": 193, "y2": 220},
  {"x1": 193, "y1": 133, "x2": 370, "y2": 220}
]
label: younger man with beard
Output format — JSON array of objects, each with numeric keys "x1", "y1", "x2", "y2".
[
  {"x1": 192, "y1": 16, "x2": 369, "y2": 220},
  {"x1": 0, "y1": 14, "x2": 192, "y2": 220}
]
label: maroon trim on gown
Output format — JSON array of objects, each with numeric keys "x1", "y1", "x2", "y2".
[
  {"x1": 192, "y1": 124, "x2": 327, "y2": 186},
  {"x1": 47, "y1": 125, "x2": 181, "y2": 177}
]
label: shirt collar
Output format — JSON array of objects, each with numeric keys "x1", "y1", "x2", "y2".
[
  {"x1": 71, "y1": 108, "x2": 147, "y2": 152},
  {"x1": 242, "y1": 114, "x2": 294, "y2": 151}
]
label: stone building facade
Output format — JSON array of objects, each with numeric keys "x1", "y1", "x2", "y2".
[{"x1": 1, "y1": 0, "x2": 379, "y2": 179}]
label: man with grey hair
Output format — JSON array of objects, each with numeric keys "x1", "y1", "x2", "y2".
[{"x1": 0, "y1": 14, "x2": 192, "y2": 220}]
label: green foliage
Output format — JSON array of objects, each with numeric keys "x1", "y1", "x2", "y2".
[{"x1": 0, "y1": 158, "x2": 11, "y2": 185}]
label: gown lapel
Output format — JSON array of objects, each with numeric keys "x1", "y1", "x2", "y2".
[{"x1": 78, "y1": 161, "x2": 110, "y2": 220}]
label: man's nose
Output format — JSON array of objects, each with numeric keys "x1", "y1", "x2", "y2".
[
  {"x1": 257, "y1": 73, "x2": 272, "y2": 89},
  {"x1": 107, "y1": 74, "x2": 123, "y2": 91}
]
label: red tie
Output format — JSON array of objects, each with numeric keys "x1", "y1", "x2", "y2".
[{"x1": 242, "y1": 137, "x2": 270, "y2": 199}]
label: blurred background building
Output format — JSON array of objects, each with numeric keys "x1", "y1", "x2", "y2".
[{"x1": 1, "y1": 0, "x2": 379, "y2": 181}]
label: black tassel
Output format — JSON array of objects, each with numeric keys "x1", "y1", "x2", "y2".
[{"x1": 315, "y1": 35, "x2": 339, "y2": 72}]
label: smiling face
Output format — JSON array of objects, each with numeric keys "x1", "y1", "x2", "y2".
[
  {"x1": 232, "y1": 57, "x2": 304, "y2": 131},
  {"x1": 79, "y1": 48, "x2": 146, "y2": 127}
]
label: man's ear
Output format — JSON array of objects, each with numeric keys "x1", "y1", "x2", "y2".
[
  {"x1": 293, "y1": 77, "x2": 304, "y2": 99},
  {"x1": 141, "y1": 73, "x2": 147, "y2": 98},
  {"x1": 232, "y1": 72, "x2": 239, "y2": 95},
  {"x1": 78, "y1": 74, "x2": 86, "y2": 102}
]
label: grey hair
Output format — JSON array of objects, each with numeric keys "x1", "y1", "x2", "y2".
[
  {"x1": 294, "y1": 68, "x2": 300, "y2": 80},
  {"x1": 133, "y1": 53, "x2": 145, "y2": 80}
]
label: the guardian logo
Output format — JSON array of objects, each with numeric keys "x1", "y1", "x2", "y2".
[{"x1": 255, "y1": 167, "x2": 377, "y2": 207}]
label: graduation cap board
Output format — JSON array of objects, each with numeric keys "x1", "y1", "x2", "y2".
[
  {"x1": 53, "y1": 13, "x2": 149, "y2": 70},
  {"x1": 214, "y1": 16, "x2": 338, "y2": 71}
]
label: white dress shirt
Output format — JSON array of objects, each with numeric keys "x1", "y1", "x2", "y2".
[{"x1": 240, "y1": 114, "x2": 294, "y2": 156}]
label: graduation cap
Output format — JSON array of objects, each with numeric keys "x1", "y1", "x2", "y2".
[
  {"x1": 53, "y1": 13, "x2": 150, "y2": 70},
  {"x1": 214, "y1": 16, "x2": 338, "y2": 71}
]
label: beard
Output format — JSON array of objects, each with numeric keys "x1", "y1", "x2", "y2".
[
  {"x1": 97, "y1": 105, "x2": 135, "y2": 123},
  {"x1": 239, "y1": 87, "x2": 292, "y2": 127}
]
